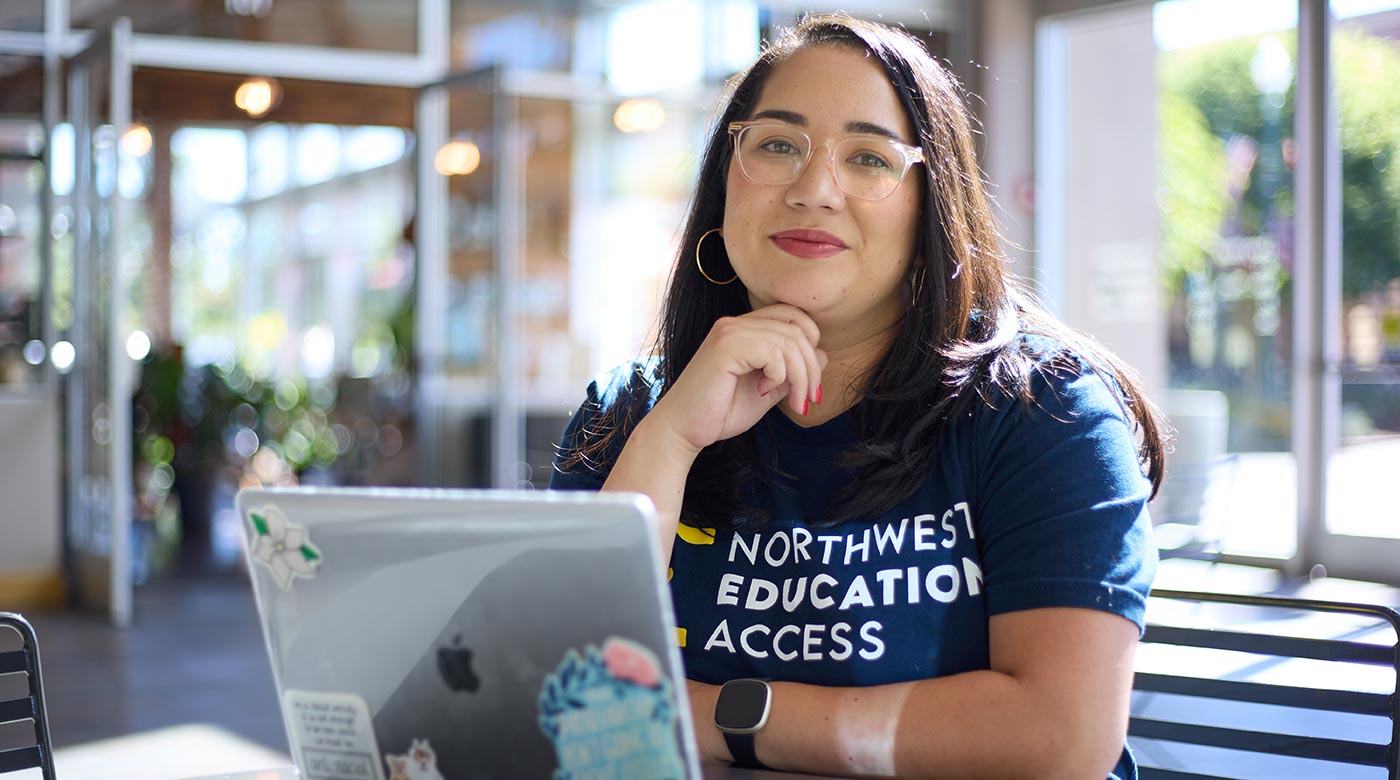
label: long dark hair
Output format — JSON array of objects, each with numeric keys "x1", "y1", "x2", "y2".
[{"x1": 569, "y1": 13, "x2": 1166, "y2": 530}]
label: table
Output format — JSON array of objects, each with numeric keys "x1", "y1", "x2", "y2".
[
  {"x1": 182, "y1": 764, "x2": 853, "y2": 780},
  {"x1": 711, "y1": 768, "x2": 853, "y2": 779}
]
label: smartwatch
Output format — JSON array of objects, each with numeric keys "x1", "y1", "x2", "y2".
[{"x1": 714, "y1": 678, "x2": 772, "y2": 770}]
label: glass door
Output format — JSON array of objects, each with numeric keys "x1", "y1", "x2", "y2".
[
  {"x1": 64, "y1": 18, "x2": 134, "y2": 625},
  {"x1": 415, "y1": 67, "x2": 711, "y2": 490},
  {"x1": 1148, "y1": 0, "x2": 1301, "y2": 563},
  {"x1": 0, "y1": 51, "x2": 63, "y2": 605},
  {"x1": 1036, "y1": 0, "x2": 1399, "y2": 584},
  {"x1": 415, "y1": 68, "x2": 506, "y2": 488},
  {"x1": 1317, "y1": 0, "x2": 1400, "y2": 582}
]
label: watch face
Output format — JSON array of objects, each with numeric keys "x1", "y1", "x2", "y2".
[{"x1": 715, "y1": 679, "x2": 771, "y2": 732}]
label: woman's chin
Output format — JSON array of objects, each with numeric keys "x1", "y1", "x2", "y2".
[{"x1": 748, "y1": 284, "x2": 840, "y2": 316}]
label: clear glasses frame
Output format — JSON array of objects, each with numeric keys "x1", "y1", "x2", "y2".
[{"x1": 727, "y1": 120, "x2": 925, "y2": 201}]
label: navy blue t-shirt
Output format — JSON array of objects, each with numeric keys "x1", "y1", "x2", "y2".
[{"x1": 551, "y1": 338, "x2": 1156, "y2": 780}]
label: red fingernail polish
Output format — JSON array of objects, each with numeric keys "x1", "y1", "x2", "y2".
[
  {"x1": 816, "y1": 384, "x2": 823, "y2": 405},
  {"x1": 761, "y1": 391, "x2": 771, "y2": 398},
  {"x1": 802, "y1": 398, "x2": 809, "y2": 416}
]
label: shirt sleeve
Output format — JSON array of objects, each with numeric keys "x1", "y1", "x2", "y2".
[
  {"x1": 549, "y1": 361, "x2": 659, "y2": 492},
  {"x1": 972, "y1": 361, "x2": 1158, "y2": 632},
  {"x1": 549, "y1": 377, "x2": 610, "y2": 492}
]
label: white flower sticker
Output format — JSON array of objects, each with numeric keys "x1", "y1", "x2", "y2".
[{"x1": 248, "y1": 505, "x2": 323, "y2": 590}]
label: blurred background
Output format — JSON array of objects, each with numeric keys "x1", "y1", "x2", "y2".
[{"x1": 0, "y1": 0, "x2": 1398, "y2": 772}]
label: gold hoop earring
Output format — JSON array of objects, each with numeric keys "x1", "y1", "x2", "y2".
[
  {"x1": 910, "y1": 265, "x2": 927, "y2": 303},
  {"x1": 695, "y1": 228, "x2": 737, "y2": 285}
]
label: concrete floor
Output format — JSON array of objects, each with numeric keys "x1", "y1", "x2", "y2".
[{"x1": 24, "y1": 571, "x2": 288, "y2": 754}]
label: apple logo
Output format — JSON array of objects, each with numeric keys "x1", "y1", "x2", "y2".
[{"x1": 438, "y1": 634, "x2": 480, "y2": 693}]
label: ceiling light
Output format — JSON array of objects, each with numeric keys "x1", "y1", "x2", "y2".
[
  {"x1": 434, "y1": 140, "x2": 481, "y2": 176},
  {"x1": 613, "y1": 98, "x2": 666, "y2": 133},
  {"x1": 235, "y1": 77, "x2": 282, "y2": 118},
  {"x1": 121, "y1": 123, "x2": 153, "y2": 157}
]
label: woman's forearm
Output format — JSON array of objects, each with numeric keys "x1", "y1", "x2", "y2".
[
  {"x1": 693, "y1": 609, "x2": 1137, "y2": 780},
  {"x1": 755, "y1": 672, "x2": 1113, "y2": 780},
  {"x1": 600, "y1": 412, "x2": 701, "y2": 563}
]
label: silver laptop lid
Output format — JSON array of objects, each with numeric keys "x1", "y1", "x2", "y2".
[{"x1": 236, "y1": 487, "x2": 701, "y2": 780}]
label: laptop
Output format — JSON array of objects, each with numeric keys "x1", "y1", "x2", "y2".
[{"x1": 236, "y1": 486, "x2": 703, "y2": 780}]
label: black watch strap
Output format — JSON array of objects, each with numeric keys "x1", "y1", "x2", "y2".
[{"x1": 723, "y1": 731, "x2": 769, "y2": 770}]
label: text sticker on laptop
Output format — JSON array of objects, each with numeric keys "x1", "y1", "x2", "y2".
[
  {"x1": 283, "y1": 689, "x2": 386, "y2": 780},
  {"x1": 538, "y1": 637, "x2": 686, "y2": 780}
]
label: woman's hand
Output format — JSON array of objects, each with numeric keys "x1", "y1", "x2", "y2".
[
  {"x1": 600, "y1": 303, "x2": 825, "y2": 562},
  {"x1": 650, "y1": 304, "x2": 828, "y2": 454}
]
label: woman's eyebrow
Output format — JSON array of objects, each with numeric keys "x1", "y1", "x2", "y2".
[
  {"x1": 750, "y1": 110, "x2": 906, "y2": 143},
  {"x1": 751, "y1": 109, "x2": 807, "y2": 125},
  {"x1": 845, "y1": 120, "x2": 904, "y2": 142}
]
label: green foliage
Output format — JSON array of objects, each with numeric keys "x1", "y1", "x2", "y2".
[
  {"x1": 1335, "y1": 27, "x2": 1400, "y2": 297},
  {"x1": 1159, "y1": 27, "x2": 1400, "y2": 299},
  {"x1": 1158, "y1": 93, "x2": 1231, "y2": 291},
  {"x1": 1159, "y1": 38, "x2": 1294, "y2": 141},
  {"x1": 134, "y1": 344, "x2": 341, "y2": 477}
]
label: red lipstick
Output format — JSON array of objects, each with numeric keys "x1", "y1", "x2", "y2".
[{"x1": 769, "y1": 229, "x2": 847, "y2": 259}]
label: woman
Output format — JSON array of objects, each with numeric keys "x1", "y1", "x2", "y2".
[{"x1": 553, "y1": 13, "x2": 1165, "y2": 780}]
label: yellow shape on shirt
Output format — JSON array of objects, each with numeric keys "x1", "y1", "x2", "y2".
[
  {"x1": 675, "y1": 627, "x2": 687, "y2": 647},
  {"x1": 676, "y1": 522, "x2": 715, "y2": 546}
]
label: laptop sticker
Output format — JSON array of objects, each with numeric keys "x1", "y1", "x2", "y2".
[
  {"x1": 283, "y1": 689, "x2": 386, "y2": 780},
  {"x1": 248, "y1": 504, "x2": 323, "y2": 590},
  {"x1": 538, "y1": 637, "x2": 686, "y2": 780},
  {"x1": 383, "y1": 739, "x2": 444, "y2": 780}
]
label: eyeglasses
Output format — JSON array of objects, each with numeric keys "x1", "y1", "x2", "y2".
[{"x1": 728, "y1": 120, "x2": 924, "y2": 201}]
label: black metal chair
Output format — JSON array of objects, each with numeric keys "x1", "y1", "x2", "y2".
[
  {"x1": 0, "y1": 612, "x2": 56, "y2": 779},
  {"x1": 1130, "y1": 588, "x2": 1400, "y2": 779}
]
